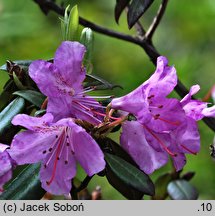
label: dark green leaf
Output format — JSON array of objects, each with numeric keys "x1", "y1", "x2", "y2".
[
  {"x1": 167, "y1": 180, "x2": 198, "y2": 200},
  {"x1": 0, "y1": 60, "x2": 33, "y2": 72},
  {"x1": 13, "y1": 90, "x2": 46, "y2": 108},
  {"x1": 115, "y1": 0, "x2": 131, "y2": 23},
  {"x1": 84, "y1": 74, "x2": 122, "y2": 90},
  {"x1": 105, "y1": 153, "x2": 155, "y2": 196},
  {"x1": 153, "y1": 173, "x2": 172, "y2": 200},
  {"x1": 128, "y1": 0, "x2": 154, "y2": 28},
  {"x1": 0, "y1": 163, "x2": 45, "y2": 200},
  {"x1": 97, "y1": 137, "x2": 138, "y2": 167},
  {"x1": 0, "y1": 97, "x2": 25, "y2": 136},
  {"x1": 106, "y1": 164, "x2": 144, "y2": 199},
  {"x1": 80, "y1": 28, "x2": 94, "y2": 74},
  {"x1": 0, "y1": 80, "x2": 17, "y2": 111}
]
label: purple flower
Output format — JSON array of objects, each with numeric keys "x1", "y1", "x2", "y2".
[
  {"x1": 111, "y1": 56, "x2": 201, "y2": 174},
  {"x1": 181, "y1": 85, "x2": 215, "y2": 120},
  {"x1": 8, "y1": 113, "x2": 105, "y2": 195},
  {"x1": 29, "y1": 41, "x2": 106, "y2": 124},
  {"x1": 0, "y1": 144, "x2": 14, "y2": 194}
]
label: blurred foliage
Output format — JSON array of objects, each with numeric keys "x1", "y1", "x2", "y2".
[{"x1": 0, "y1": 0, "x2": 215, "y2": 199}]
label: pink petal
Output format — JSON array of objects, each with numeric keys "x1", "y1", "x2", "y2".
[
  {"x1": 9, "y1": 130, "x2": 58, "y2": 164},
  {"x1": 12, "y1": 113, "x2": 54, "y2": 131},
  {"x1": 67, "y1": 121, "x2": 105, "y2": 176},
  {"x1": 120, "y1": 121, "x2": 168, "y2": 174},
  {"x1": 40, "y1": 151, "x2": 76, "y2": 195},
  {"x1": 29, "y1": 60, "x2": 61, "y2": 97},
  {"x1": 54, "y1": 41, "x2": 86, "y2": 90}
]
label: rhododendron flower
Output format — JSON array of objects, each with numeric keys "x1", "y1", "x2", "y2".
[
  {"x1": 0, "y1": 144, "x2": 14, "y2": 194},
  {"x1": 111, "y1": 56, "x2": 203, "y2": 174},
  {"x1": 181, "y1": 85, "x2": 215, "y2": 120},
  {"x1": 8, "y1": 113, "x2": 105, "y2": 195},
  {"x1": 29, "y1": 41, "x2": 106, "y2": 124}
]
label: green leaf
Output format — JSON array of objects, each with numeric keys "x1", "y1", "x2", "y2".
[
  {"x1": 80, "y1": 28, "x2": 94, "y2": 74},
  {"x1": 0, "y1": 164, "x2": 45, "y2": 200},
  {"x1": 68, "y1": 5, "x2": 79, "y2": 41},
  {"x1": 97, "y1": 137, "x2": 137, "y2": 167},
  {"x1": 105, "y1": 153, "x2": 155, "y2": 196},
  {"x1": 106, "y1": 164, "x2": 144, "y2": 199},
  {"x1": 153, "y1": 173, "x2": 172, "y2": 200},
  {"x1": 12, "y1": 72, "x2": 26, "y2": 90},
  {"x1": 167, "y1": 180, "x2": 198, "y2": 200},
  {"x1": 128, "y1": 0, "x2": 154, "y2": 28},
  {"x1": 0, "y1": 97, "x2": 25, "y2": 136},
  {"x1": 0, "y1": 60, "x2": 34, "y2": 72},
  {"x1": 84, "y1": 74, "x2": 122, "y2": 90},
  {"x1": 115, "y1": 0, "x2": 131, "y2": 23},
  {"x1": 13, "y1": 90, "x2": 46, "y2": 108}
]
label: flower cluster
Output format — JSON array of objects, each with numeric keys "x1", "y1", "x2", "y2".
[
  {"x1": 0, "y1": 41, "x2": 106, "y2": 195},
  {"x1": 111, "y1": 57, "x2": 215, "y2": 174},
  {"x1": 0, "y1": 42, "x2": 214, "y2": 196}
]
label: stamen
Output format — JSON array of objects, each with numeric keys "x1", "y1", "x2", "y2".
[
  {"x1": 181, "y1": 144, "x2": 197, "y2": 155},
  {"x1": 46, "y1": 131, "x2": 65, "y2": 186},
  {"x1": 76, "y1": 86, "x2": 96, "y2": 95},
  {"x1": 144, "y1": 125, "x2": 177, "y2": 157},
  {"x1": 72, "y1": 103, "x2": 102, "y2": 124}
]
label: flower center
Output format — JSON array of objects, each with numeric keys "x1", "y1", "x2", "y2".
[{"x1": 43, "y1": 128, "x2": 74, "y2": 186}]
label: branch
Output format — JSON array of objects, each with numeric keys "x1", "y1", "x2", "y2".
[
  {"x1": 33, "y1": 0, "x2": 140, "y2": 45},
  {"x1": 33, "y1": 0, "x2": 215, "y2": 132},
  {"x1": 145, "y1": 0, "x2": 169, "y2": 39}
]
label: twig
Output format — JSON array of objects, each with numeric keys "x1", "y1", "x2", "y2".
[
  {"x1": 145, "y1": 0, "x2": 169, "y2": 39},
  {"x1": 33, "y1": 0, "x2": 215, "y2": 132},
  {"x1": 76, "y1": 175, "x2": 93, "y2": 193}
]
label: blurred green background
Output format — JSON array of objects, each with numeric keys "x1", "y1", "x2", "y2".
[{"x1": 0, "y1": 0, "x2": 215, "y2": 199}]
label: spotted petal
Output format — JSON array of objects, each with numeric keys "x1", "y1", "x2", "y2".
[
  {"x1": 58, "y1": 119, "x2": 105, "y2": 176},
  {"x1": 12, "y1": 113, "x2": 54, "y2": 131}
]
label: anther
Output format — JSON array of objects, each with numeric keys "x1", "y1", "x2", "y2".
[
  {"x1": 147, "y1": 95, "x2": 155, "y2": 99},
  {"x1": 154, "y1": 114, "x2": 160, "y2": 119},
  {"x1": 158, "y1": 105, "x2": 163, "y2": 108},
  {"x1": 66, "y1": 142, "x2": 70, "y2": 146},
  {"x1": 65, "y1": 160, "x2": 68, "y2": 165},
  {"x1": 57, "y1": 157, "x2": 60, "y2": 160},
  {"x1": 42, "y1": 150, "x2": 47, "y2": 154},
  {"x1": 49, "y1": 148, "x2": 53, "y2": 152},
  {"x1": 55, "y1": 135, "x2": 58, "y2": 138}
]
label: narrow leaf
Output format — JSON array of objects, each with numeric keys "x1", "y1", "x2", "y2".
[
  {"x1": 84, "y1": 74, "x2": 122, "y2": 90},
  {"x1": 13, "y1": 90, "x2": 46, "y2": 108},
  {"x1": 115, "y1": 0, "x2": 131, "y2": 23},
  {"x1": 167, "y1": 180, "x2": 198, "y2": 200},
  {"x1": 0, "y1": 97, "x2": 25, "y2": 136},
  {"x1": 0, "y1": 60, "x2": 33, "y2": 72},
  {"x1": 105, "y1": 153, "x2": 155, "y2": 196},
  {"x1": 128, "y1": 0, "x2": 154, "y2": 28},
  {"x1": 12, "y1": 72, "x2": 26, "y2": 90},
  {"x1": 0, "y1": 163, "x2": 45, "y2": 200},
  {"x1": 68, "y1": 5, "x2": 79, "y2": 41},
  {"x1": 80, "y1": 28, "x2": 94, "y2": 74},
  {"x1": 106, "y1": 165, "x2": 144, "y2": 199},
  {"x1": 97, "y1": 137, "x2": 137, "y2": 167}
]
